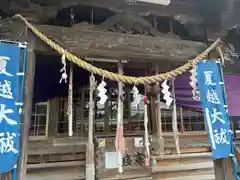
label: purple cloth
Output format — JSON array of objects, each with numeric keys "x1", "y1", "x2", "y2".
[{"x1": 175, "y1": 73, "x2": 240, "y2": 116}]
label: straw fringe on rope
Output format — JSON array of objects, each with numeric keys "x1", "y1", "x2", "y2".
[{"x1": 14, "y1": 14, "x2": 221, "y2": 84}]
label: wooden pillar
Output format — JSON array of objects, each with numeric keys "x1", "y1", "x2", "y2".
[
  {"x1": 179, "y1": 107, "x2": 184, "y2": 133},
  {"x1": 86, "y1": 75, "x2": 95, "y2": 180},
  {"x1": 155, "y1": 63, "x2": 164, "y2": 155},
  {"x1": 17, "y1": 38, "x2": 36, "y2": 180},
  {"x1": 127, "y1": 90, "x2": 132, "y2": 130},
  {"x1": 48, "y1": 98, "x2": 60, "y2": 137},
  {"x1": 171, "y1": 78, "x2": 180, "y2": 154},
  {"x1": 80, "y1": 87, "x2": 85, "y2": 137},
  {"x1": 104, "y1": 98, "x2": 110, "y2": 133},
  {"x1": 117, "y1": 61, "x2": 124, "y2": 173},
  {"x1": 214, "y1": 159, "x2": 235, "y2": 180}
]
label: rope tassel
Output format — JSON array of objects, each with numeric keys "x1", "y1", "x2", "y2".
[
  {"x1": 144, "y1": 96, "x2": 150, "y2": 167},
  {"x1": 68, "y1": 63, "x2": 73, "y2": 137},
  {"x1": 59, "y1": 50, "x2": 68, "y2": 84},
  {"x1": 171, "y1": 78, "x2": 180, "y2": 155},
  {"x1": 115, "y1": 62, "x2": 124, "y2": 173}
]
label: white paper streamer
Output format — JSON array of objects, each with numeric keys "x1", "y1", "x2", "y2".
[
  {"x1": 97, "y1": 80, "x2": 108, "y2": 105},
  {"x1": 189, "y1": 67, "x2": 200, "y2": 101},
  {"x1": 59, "y1": 50, "x2": 68, "y2": 84},
  {"x1": 68, "y1": 63, "x2": 73, "y2": 137},
  {"x1": 131, "y1": 85, "x2": 141, "y2": 108},
  {"x1": 161, "y1": 80, "x2": 173, "y2": 107}
]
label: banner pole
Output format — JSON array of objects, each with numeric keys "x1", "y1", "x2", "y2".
[
  {"x1": 17, "y1": 37, "x2": 36, "y2": 180},
  {"x1": 218, "y1": 62, "x2": 238, "y2": 180}
]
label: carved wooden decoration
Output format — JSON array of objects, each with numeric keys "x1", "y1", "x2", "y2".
[
  {"x1": 96, "y1": 12, "x2": 163, "y2": 37},
  {"x1": 0, "y1": 17, "x2": 207, "y2": 62}
]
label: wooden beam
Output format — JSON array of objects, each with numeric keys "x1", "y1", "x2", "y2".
[
  {"x1": 31, "y1": 0, "x2": 203, "y2": 23},
  {"x1": 1, "y1": 18, "x2": 207, "y2": 62}
]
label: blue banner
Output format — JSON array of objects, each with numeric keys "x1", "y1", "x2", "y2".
[
  {"x1": 196, "y1": 60, "x2": 232, "y2": 160},
  {"x1": 0, "y1": 42, "x2": 23, "y2": 173}
]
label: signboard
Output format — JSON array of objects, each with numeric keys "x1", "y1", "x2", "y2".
[
  {"x1": 136, "y1": 0, "x2": 170, "y2": 5},
  {"x1": 98, "y1": 138, "x2": 105, "y2": 147},
  {"x1": 134, "y1": 137, "x2": 143, "y2": 147},
  {"x1": 196, "y1": 60, "x2": 232, "y2": 160},
  {"x1": 0, "y1": 42, "x2": 25, "y2": 173},
  {"x1": 105, "y1": 151, "x2": 118, "y2": 169}
]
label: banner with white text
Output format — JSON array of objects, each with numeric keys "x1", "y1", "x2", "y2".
[
  {"x1": 196, "y1": 60, "x2": 232, "y2": 160},
  {"x1": 0, "y1": 42, "x2": 25, "y2": 173}
]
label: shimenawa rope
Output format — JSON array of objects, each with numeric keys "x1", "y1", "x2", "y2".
[{"x1": 14, "y1": 14, "x2": 221, "y2": 84}]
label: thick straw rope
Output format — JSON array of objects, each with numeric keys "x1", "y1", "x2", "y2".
[{"x1": 14, "y1": 14, "x2": 221, "y2": 84}]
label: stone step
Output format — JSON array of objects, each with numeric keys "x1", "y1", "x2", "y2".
[
  {"x1": 152, "y1": 162, "x2": 214, "y2": 180},
  {"x1": 99, "y1": 167, "x2": 151, "y2": 180},
  {"x1": 100, "y1": 175, "x2": 152, "y2": 180},
  {"x1": 158, "y1": 174, "x2": 215, "y2": 180},
  {"x1": 27, "y1": 167, "x2": 85, "y2": 180},
  {"x1": 153, "y1": 152, "x2": 212, "y2": 166},
  {"x1": 27, "y1": 160, "x2": 85, "y2": 169},
  {"x1": 163, "y1": 146, "x2": 210, "y2": 155},
  {"x1": 152, "y1": 153, "x2": 215, "y2": 180},
  {"x1": 153, "y1": 161, "x2": 213, "y2": 173}
]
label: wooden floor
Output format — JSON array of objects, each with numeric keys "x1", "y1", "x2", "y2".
[
  {"x1": 98, "y1": 167, "x2": 152, "y2": 180},
  {"x1": 26, "y1": 167, "x2": 85, "y2": 180}
]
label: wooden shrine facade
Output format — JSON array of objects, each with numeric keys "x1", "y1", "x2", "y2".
[
  {"x1": 1, "y1": 1, "x2": 240, "y2": 179},
  {"x1": 0, "y1": 2, "x2": 213, "y2": 141}
]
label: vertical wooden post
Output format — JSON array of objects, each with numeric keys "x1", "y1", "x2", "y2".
[
  {"x1": 179, "y1": 107, "x2": 184, "y2": 133},
  {"x1": 104, "y1": 98, "x2": 110, "y2": 133},
  {"x1": 86, "y1": 74, "x2": 95, "y2": 180},
  {"x1": 48, "y1": 98, "x2": 60, "y2": 137},
  {"x1": 214, "y1": 158, "x2": 235, "y2": 180},
  {"x1": 171, "y1": 78, "x2": 180, "y2": 155},
  {"x1": 80, "y1": 87, "x2": 85, "y2": 137},
  {"x1": 17, "y1": 39, "x2": 36, "y2": 180},
  {"x1": 155, "y1": 63, "x2": 164, "y2": 156},
  {"x1": 127, "y1": 90, "x2": 132, "y2": 130},
  {"x1": 116, "y1": 61, "x2": 124, "y2": 173}
]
